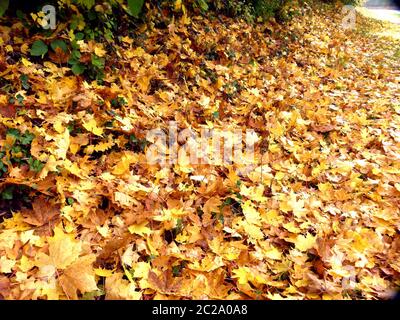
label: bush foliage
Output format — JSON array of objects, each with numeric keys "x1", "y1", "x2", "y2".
[{"x1": 1, "y1": 0, "x2": 366, "y2": 20}]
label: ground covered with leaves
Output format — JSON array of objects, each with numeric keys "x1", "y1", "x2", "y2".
[{"x1": 0, "y1": 4, "x2": 400, "y2": 300}]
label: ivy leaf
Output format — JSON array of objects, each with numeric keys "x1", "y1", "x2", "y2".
[
  {"x1": 71, "y1": 63, "x2": 86, "y2": 75},
  {"x1": 197, "y1": 0, "x2": 209, "y2": 11},
  {"x1": 6, "y1": 128, "x2": 20, "y2": 141},
  {"x1": 1, "y1": 186, "x2": 14, "y2": 200},
  {"x1": 20, "y1": 74, "x2": 30, "y2": 90},
  {"x1": 20, "y1": 132, "x2": 35, "y2": 145},
  {"x1": 91, "y1": 54, "x2": 105, "y2": 69},
  {"x1": 0, "y1": 0, "x2": 9, "y2": 17},
  {"x1": 28, "y1": 158, "x2": 44, "y2": 173},
  {"x1": 30, "y1": 40, "x2": 48, "y2": 57},
  {"x1": 127, "y1": 0, "x2": 145, "y2": 18},
  {"x1": 50, "y1": 39, "x2": 68, "y2": 52}
]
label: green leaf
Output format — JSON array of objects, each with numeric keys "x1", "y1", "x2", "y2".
[
  {"x1": 76, "y1": 0, "x2": 95, "y2": 9},
  {"x1": 75, "y1": 32, "x2": 85, "y2": 41},
  {"x1": 20, "y1": 132, "x2": 35, "y2": 145},
  {"x1": 197, "y1": 0, "x2": 208, "y2": 11},
  {"x1": 172, "y1": 265, "x2": 181, "y2": 277},
  {"x1": 6, "y1": 128, "x2": 20, "y2": 140},
  {"x1": 30, "y1": 40, "x2": 48, "y2": 57},
  {"x1": 28, "y1": 158, "x2": 44, "y2": 173},
  {"x1": 81, "y1": 288, "x2": 105, "y2": 300},
  {"x1": 20, "y1": 74, "x2": 30, "y2": 90},
  {"x1": 1, "y1": 186, "x2": 14, "y2": 200},
  {"x1": 127, "y1": 0, "x2": 145, "y2": 18},
  {"x1": 91, "y1": 54, "x2": 105, "y2": 69},
  {"x1": 68, "y1": 50, "x2": 81, "y2": 64},
  {"x1": 16, "y1": 93, "x2": 24, "y2": 104},
  {"x1": 71, "y1": 63, "x2": 86, "y2": 75},
  {"x1": 50, "y1": 39, "x2": 68, "y2": 52},
  {"x1": 0, "y1": 0, "x2": 9, "y2": 17}
]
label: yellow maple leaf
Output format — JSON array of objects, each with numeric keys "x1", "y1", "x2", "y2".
[
  {"x1": 203, "y1": 197, "x2": 222, "y2": 216},
  {"x1": 0, "y1": 256, "x2": 16, "y2": 273},
  {"x1": 85, "y1": 140, "x2": 114, "y2": 154},
  {"x1": 53, "y1": 120, "x2": 64, "y2": 134},
  {"x1": 242, "y1": 200, "x2": 261, "y2": 226},
  {"x1": 283, "y1": 221, "x2": 301, "y2": 234},
  {"x1": 53, "y1": 129, "x2": 70, "y2": 160},
  {"x1": 318, "y1": 182, "x2": 331, "y2": 192},
  {"x1": 128, "y1": 222, "x2": 152, "y2": 237},
  {"x1": 240, "y1": 185, "x2": 266, "y2": 203},
  {"x1": 240, "y1": 220, "x2": 264, "y2": 240},
  {"x1": 132, "y1": 262, "x2": 151, "y2": 278},
  {"x1": 114, "y1": 191, "x2": 136, "y2": 207},
  {"x1": 294, "y1": 233, "x2": 316, "y2": 252},
  {"x1": 82, "y1": 117, "x2": 104, "y2": 136},
  {"x1": 94, "y1": 268, "x2": 115, "y2": 277},
  {"x1": 112, "y1": 153, "x2": 137, "y2": 175},
  {"x1": 232, "y1": 267, "x2": 252, "y2": 285},
  {"x1": 94, "y1": 45, "x2": 106, "y2": 57},
  {"x1": 175, "y1": 0, "x2": 182, "y2": 11},
  {"x1": 154, "y1": 208, "x2": 186, "y2": 222},
  {"x1": 279, "y1": 192, "x2": 306, "y2": 218},
  {"x1": 188, "y1": 255, "x2": 224, "y2": 272},
  {"x1": 176, "y1": 147, "x2": 193, "y2": 173},
  {"x1": 262, "y1": 245, "x2": 282, "y2": 260},
  {"x1": 105, "y1": 273, "x2": 142, "y2": 300},
  {"x1": 21, "y1": 57, "x2": 32, "y2": 67},
  {"x1": 46, "y1": 225, "x2": 82, "y2": 269}
]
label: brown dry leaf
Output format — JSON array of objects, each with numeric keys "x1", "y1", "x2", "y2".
[
  {"x1": 59, "y1": 255, "x2": 98, "y2": 300},
  {"x1": 23, "y1": 195, "x2": 60, "y2": 227},
  {"x1": 311, "y1": 124, "x2": 336, "y2": 133},
  {"x1": 48, "y1": 47, "x2": 70, "y2": 64},
  {"x1": 148, "y1": 270, "x2": 181, "y2": 295},
  {"x1": 0, "y1": 104, "x2": 17, "y2": 118},
  {"x1": 0, "y1": 276, "x2": 11, "y2": 299}
]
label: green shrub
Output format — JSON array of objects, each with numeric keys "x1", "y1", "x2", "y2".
[
  {"x1": 341, "y1": 0, "x2": 366, "y2": 5},
  {"x1": 211, "y1": 0, "x2": 294, "y2": 21},
  {"x1": 253, "y1": 0, "x2": 283, "y2": 19}
]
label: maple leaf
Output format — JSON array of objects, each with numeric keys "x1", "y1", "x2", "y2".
[
  {"x1": 148, "y1": 270, "x2": 181, "y2": 295},
  {"x1": 23, "y1": 195, "x2": 60, "y2": 227},
  {"x1": 294, "y1": 233, "x2": 316, "y2": 252},
  {"x1": 0, "y1": 256, "x2": 16, "y2": 273},
  {"x1": 37, "y1": 225, "x2": 82, "y2": 270},
  {"x1": 105, "y1": 273, "x2": 142, "y2": 300},
  {"x1": 203, "y1": 197, "x2": 222, "y2": 216},
  {"x1": 232, "y1": 267, "x2": 252, "y2": 286},
  {"x1": 0, "y1": 277, "x2": 11, "y2": 299},
  {"x1": 128, "y1": 222, "x2": 152, "y2": 236},
  {"x1": 241, "y1": 200, "x2": 262, "y2": 226},
  {"x1": 112, "y1": 152, "x2": 137, "y2": 175},
  {"x1": 49, "y1": 47, "x2": 70, "y2": 64},
  {"x1": 82, "y1": 116, "x2": 104, "y2": 136},
  {"x1": 59, "y1": 255, "x2": 98, "y2": 300}
]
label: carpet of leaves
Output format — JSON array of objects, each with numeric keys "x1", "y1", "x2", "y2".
[{"x1": 0, "y1": 5, "x2": 400, "y2": 300}]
